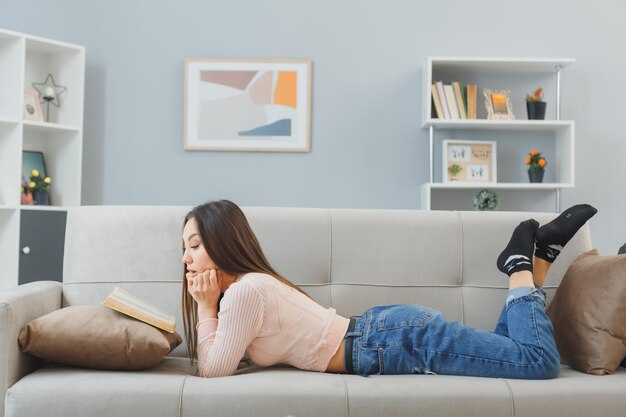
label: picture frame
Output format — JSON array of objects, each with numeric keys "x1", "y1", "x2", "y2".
[
  {"x1": 23, "y1": 90, "x2": 43, "y2": 122},
  {"x1": 443, "y1": 140, "x2": 497, "y2": 184},
  {"x1": 483, "y1": 88, "x2": 515, "y2": 120},
  {"x1": 183, "y1": 58, "x2": 312, "y2": 152},
  {"x1": 21, "y1": 150, "x2": 50, "y2": 205}
]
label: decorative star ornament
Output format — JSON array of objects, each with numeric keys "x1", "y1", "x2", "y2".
[{"x1": 32, "y1": 74, "x2": 67, "y2": 108}]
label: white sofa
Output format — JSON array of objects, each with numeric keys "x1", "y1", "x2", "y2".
[{"x1": 1, "y1": 205, "x2": 625, "y2": 417}]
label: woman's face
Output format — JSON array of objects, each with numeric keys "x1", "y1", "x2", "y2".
[
  {"x1": 182, "y1": 217, "x2": 216, "y2": 274},
  {"x1": 182, "y1": 217, "x2": 240, "y2": 293}
]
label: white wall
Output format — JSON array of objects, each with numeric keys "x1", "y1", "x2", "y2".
[{"x1": 1, "y1": 0, "x2": 624, "y2": 254}]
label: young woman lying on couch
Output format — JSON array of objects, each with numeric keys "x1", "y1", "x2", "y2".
[{"x1": 181, "y1": 200, "x2": 596, "y2": 379}]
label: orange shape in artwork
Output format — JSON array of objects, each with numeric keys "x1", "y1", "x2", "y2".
[{"x1": 274, "y1": 71, "x2": 297, "y2": 109}]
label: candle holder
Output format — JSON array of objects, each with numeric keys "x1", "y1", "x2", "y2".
[{"x1": 32, "y1": 74, "x2": 67, "y2": 123}]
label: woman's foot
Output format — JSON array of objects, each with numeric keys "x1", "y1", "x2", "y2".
[
  {"x1": 532, "y1": 256, "x2": 551, "y2": 288},
  {"x1": 534, "y1": 204, "x2": 597, "y2": 262},
  {"x1": 497, "y1": 219, "x2": 539, "y2": 277}
]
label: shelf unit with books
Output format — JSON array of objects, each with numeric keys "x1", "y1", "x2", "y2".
[
  {"x1": 0, "y1": 27, "x2": 84, "y2": 289},
  {"x1": 421, "y1": 57, "x2": 575, "y2": 212}
]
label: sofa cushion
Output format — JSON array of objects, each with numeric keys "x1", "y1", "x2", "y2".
[
  {"x1": 183, "y1": 366, "x2": 350, "y2": 417},
  {"x1": 340, "y1": 371, "x2": 512, "y2": 417},
  {"x1": 546, "y1": 250, "x2": 626, "y2": 375},
  {"x1": 4, "y1": 357, "x2": 195, "y2": 417},
  {"x1": 18, "y1": 305, "x2": 182, "y2": 371},
  {"x1": 504, "y1": 367, "x2": 626, "y2": 417}
]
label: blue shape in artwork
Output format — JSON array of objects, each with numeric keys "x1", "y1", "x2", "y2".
[{"x1": 239, "y1": 119, "x2": 291, "y2": 136}]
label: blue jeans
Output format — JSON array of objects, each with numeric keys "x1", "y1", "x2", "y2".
[{"x1": 344, "y1": 285, "x2": 560, "y2": 379}]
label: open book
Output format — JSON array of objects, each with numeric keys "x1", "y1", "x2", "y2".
[{"x1": 101, "y1": 287, "x2": 176, "y2": 333}]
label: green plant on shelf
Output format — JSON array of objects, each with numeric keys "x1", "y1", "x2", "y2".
[
  {"x1": 26, "y1": 169, "x2": 52, "y2": 193},
  {"x1": 474, "y1": 189, "x2": 498, "y2": 211},
  {"x1": 525, "y1": 87, "x2": 544, "y2": 102},
  {"x1": 525, "y1": 149, "x2": 547, "y2": 172}
]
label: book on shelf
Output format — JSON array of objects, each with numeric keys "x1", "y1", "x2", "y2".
[
  {"x1": 443, "y1": 84, "x2": 460, "y2": 119},
  {"x1": 435, "y1": 81, "x2": 451, "y2": 119},
  {"x1": 431, "y1": 84, "x2": 444, "y2": 118},
  {"x1": 466, "y1": 84, "x2": 477, "y2": 119},
  {"x1": 102, "y1": 286, "x2": 176, "y2": 333},
  {"x1": 452, "y1": 81, "x2": 467, "y2": 119},
  {"x1": 431, "y1": 81, "x2": 478, "y2": 120}
]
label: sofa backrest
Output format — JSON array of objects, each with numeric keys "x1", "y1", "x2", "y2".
[{"x1": 62, "y1": 206, "x2": 593, "y2": 358}]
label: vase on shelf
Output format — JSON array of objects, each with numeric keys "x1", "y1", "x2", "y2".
[
  {"x1": 20, "y1": 192, "x2": 33, "y2": 205},
  {"x1": 526, "y1": 101, "x2": 547, "y2": 120},
  {"x1": 32, "y1": 190, "x2": 49, "y2": 205},
  {"x1": 528, "y1": 169, "x2": 545, "y2": 183}
]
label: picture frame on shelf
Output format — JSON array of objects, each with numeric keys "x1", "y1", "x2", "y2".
[
  {"x1": 21, "y1": 150, "x2": 50, "y2": 206},
  {"x1": 483, "y1": 88, "x2": 515, "y2": 120},
  {"x1": 23, "y1": 90, "x2": 43, "y2": 122},
  {"x1": 443, "y1": 140, "x2": 497, "y2": 184},
  {"x1": 183, "y1": 58, "x2": 312, "y2": 152}
]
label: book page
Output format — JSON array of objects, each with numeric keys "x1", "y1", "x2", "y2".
[{"x1": 107, "y1": 287, "x2": 175, "y2": 323}]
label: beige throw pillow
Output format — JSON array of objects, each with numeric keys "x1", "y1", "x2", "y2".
[
  {"x1": 18, "y1": 305, "x2": 182, "y2": 371},
  {"x1": 546, "y1": 249, "x2": 626, "y2": 375}
]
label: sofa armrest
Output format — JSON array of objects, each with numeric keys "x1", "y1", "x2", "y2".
[{"x1": 0, "y1": 281, "x2": 62, "y2": 416}]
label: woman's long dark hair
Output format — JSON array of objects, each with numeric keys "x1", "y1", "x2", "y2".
[{"x1": 181, "y1": 200, "x2": 314, "y2": 363}]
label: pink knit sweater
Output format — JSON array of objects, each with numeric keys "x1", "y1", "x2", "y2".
[{"x1": 195, "y1": 272, "x2": 350, "y2": 378}]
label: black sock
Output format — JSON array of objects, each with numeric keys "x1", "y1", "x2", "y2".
[
  {"x1": 497, "y1": 219, "x2": 539, "y2": 277},
  {"x1": 535, "y1": 204, "x2": 598, "y2": 262}
]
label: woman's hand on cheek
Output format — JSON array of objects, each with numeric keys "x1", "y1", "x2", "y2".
[{"x1": 187, "y1": 268, "x2": 222, "y2": 309}]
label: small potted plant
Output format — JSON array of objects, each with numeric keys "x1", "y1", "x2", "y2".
[
  {"x1": 474, "y1": 189, "x2": 498, "y2": 211},
  {"x1": 525, "y1": 87, "x2": 547, "y2": 120},
  {"x1": 26, "y1": 169, "x2": 52, "y2": 205},
  {"x1": 525, "y1": 149, "x2": 547, "y2": 183}
]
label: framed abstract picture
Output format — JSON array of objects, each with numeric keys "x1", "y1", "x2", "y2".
[
  {"x1": 22, "y1": 150, "x2": 47, "y2": 183},
  {"x1": 443, "y1": 140, "x2": 497, "y2": 184},
  {"x1": 183, "y1": 58, "x2": 312, "y2": 152},
  {"x1": 483, "y1": 88, "x2": 515, "y2": 120},
  {"x1": 23, "y1": 90, "x2": 43, "y2": 122}
]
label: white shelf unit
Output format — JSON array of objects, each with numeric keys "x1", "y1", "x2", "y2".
[
  {"x1": 0, "y1": 28, "x2": 84, "y2": 290},
  {"x1": 421, "y1": 57, "x2": 575, "y2": 212}
]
